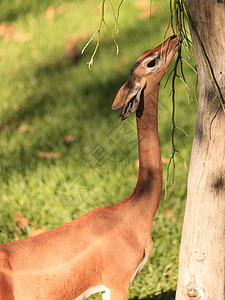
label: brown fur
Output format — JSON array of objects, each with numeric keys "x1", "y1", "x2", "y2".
[{"x1": 0, "y1": 36, "x2": 181, "y2": 300}]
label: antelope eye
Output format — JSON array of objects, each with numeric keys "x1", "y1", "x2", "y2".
[{"x1": 147, "y1": 58, "x2": 157, "y2": 68}]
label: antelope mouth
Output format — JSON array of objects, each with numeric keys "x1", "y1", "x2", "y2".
[
  {"x1": 167, "y1": 35, "x2": 182, "y2": 56},
  {"x1": 174, "y1": 42, "x2": 181, "y2": 51},
  {"x1": 119, "y1": 86, "x2": 143, "y2": 120},
  {"x1": 175, "y1": 35, "x2": 183, "y2": 51}
]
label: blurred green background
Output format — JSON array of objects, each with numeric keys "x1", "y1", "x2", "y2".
[{"x1": 0, "y1": 0, "x2": 197, "y2": 299}]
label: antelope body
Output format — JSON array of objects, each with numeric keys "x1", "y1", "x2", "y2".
[{"x1": 0, "y1": 36, "x2": 181, "y2": 300}]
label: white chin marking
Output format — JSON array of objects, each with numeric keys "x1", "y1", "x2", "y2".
[{"x1": 75, "y1": 285, "x2": 110, "y2": 300}]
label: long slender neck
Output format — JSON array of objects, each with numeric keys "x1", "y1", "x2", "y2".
[{"x1": 131, "y1": 84, "x2": 163, "y2": 222}]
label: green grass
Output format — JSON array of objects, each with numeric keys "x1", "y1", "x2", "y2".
[{"x1": 0, "y1": 0, "x2": 197, "y2": 299}]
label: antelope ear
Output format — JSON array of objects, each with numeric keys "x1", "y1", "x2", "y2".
[
  {"x1": 112, "y1": 79, "x2": 146, "y2": 120},
  {"x1": 111, "y1": 81, "x2": 131, "y2": 110}
]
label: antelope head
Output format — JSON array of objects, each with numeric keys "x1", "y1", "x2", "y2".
[{"x1": 112, "y1": 35, "x2": 182, "y2": 120}]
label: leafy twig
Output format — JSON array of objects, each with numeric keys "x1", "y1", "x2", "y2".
[
  {"x1": 167, "y1": 47, "x2": 182, "y2": 183},
  {"x1": 82, "y1": 0, "x2": 123, "y2": 69},
  {"x1": 165, "y1": 0, "x2": 194, "y2": 184},
  {"x1": 116, "y1": 0, "x2": 124, "y2": 26},
  {"x1": 181, "y1": 57, "x2": 197, "y2": 74}
]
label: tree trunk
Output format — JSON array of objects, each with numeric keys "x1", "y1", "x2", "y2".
[{"x1": 176, "y1": 0, "x2": 225, "y2": 299}]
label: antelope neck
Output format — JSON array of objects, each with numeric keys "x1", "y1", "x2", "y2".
[{"x1": 131, "y1": 84, "x2": 163, "y2": 218}]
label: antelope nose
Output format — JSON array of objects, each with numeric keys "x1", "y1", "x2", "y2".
[{"x1": 170, "y1": 35, "x2": 177, "y2": 40}]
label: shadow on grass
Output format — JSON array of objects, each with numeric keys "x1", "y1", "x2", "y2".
[
  {"x1": 0, "y1": 53, "x2": 128, "y2": 181},
  {"x1": 131, "y1": 290, "x2": 175, "y2": 300},
  {"x1": 0, "y1": 8, "x2": 171, "y2": 183}
]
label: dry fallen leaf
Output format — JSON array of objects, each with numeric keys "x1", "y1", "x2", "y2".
[
  {"x1": 28, "y1": 226, "x2": 47, "y2": 237},
  {"x1": 14, "y1": 33, "x2": 32, "y2": 42},
  {"x1": 46, "y1": 6, "x2": 55, "y2": 20},
  {"x1": 135, "y1": 0, "x2": 157, "y2": 20},
  {"x1": 165, "y1": 209, "x2": 173, "y2": 218},
  {"x1": 12, "y1": 212, "x2": 29, "y2": 230},
  {"x1": 65, "y1": 31, "x2": 89, "y2": 60},
  {"x1": 46, "y1": 3, "x2": 67, "y2": 21},
  {"x1": 63, "y1": 135, "x2": 74, "y2": 143},
  {"x1": 65, "y1": 46, "x2": 81, "y2": 60},
  {"x1": 13, "y1": 103, "x2": 20, "y2": 111},
  {"x1": 0, "y1": 23, "x2": 32, "y2": 42},
  {"x1": 164, "y1": 269, "x2": 173, "y2": 276},
  {"x1": 162, "y1": 157, "x2": 169, "y2": 164},
  {"x1": 57, "y1": 3, "x2": 67, "y2": 15},
  {"x1": 0, "y1": 23, "x2": 14, "y2": 41},
  {"x1": 17, "y1": 124, "x2": 33, "y2": 133},
  {"x1": 36, "y1": 151, "x2": 61, "y2": 159}
]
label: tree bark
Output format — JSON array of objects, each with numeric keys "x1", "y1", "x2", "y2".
[{"x1": 176, "y1": 0, "x2": 225, "y2": 299}]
